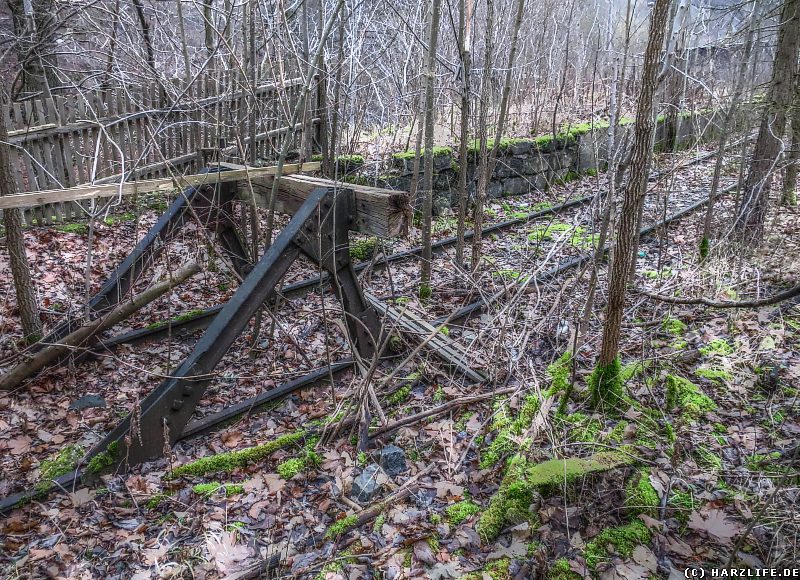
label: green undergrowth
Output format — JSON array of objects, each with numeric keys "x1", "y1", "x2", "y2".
[
  {"x1": 583, "y1": 520, "x2": 652, "y2": 570},
  {"x1": 477, "y1": 452, "x2": 633, "y2": 542},
  {"x1": 527, "y1": 222, "x2": 598, "y2": 248},
  {"x1": 36, "y1": 445, "x2": 84, "y2": 494},
  {"x1": 336, "y1": 154, "x2": 364, "y2": 165},
  {"x1": 168, "y1": 430, "x2": 307, "y2": 478},
  {"x1": 665, "y1": 374, "x2": 716, "y2": 420}
]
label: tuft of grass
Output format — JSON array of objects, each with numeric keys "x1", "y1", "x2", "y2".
[
  {"x1": 349, "y1": 237, "x2": 377, "y2": 261},
  {"x1": 192, "y1": 482, "x2": 245, "y2": 498},
  {"x1": 56, "y1": 223, "x2": 88, "y2": 235}
]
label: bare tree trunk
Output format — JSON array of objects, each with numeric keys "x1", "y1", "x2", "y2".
[
  {"x1": 782, "y1": 77, "x2": 800, "y2": 206},
  {"x1": 132, "y1": 0, "x2": 156, "y2": 71},
  {"x1": 471, "y1": 0, "x2": 525, "y2": 266},
  {"x1": 454, "y1": 0, "x2": 473, "y2": 267},
  {"x1": 470, "y1": 0, "x2": 494, "y2": 269},
  {"x1": 202, "y1": 0, "x2": 214, "y2": 54},
  {"x1": 0, "y1": 263, "x2": 200, "y2": 392},
  {"x1": 1, "y1": 102, "x2": 41, "y2": 343},
  {"x1": 419, "y1": 0, "x2": 443, "y2": 295},
  {"x1": 590, "y1": 0, "x2": 672, "y2": 413},
  {"x1": 7, "y1": 0, "x2": 59, "y2": 96},
  {"x1": 734, "y1": 0, "x2": 800, "y2": 244},
  {"x1": 699, "y1": 3, "x2": 759, "y2": 258}
]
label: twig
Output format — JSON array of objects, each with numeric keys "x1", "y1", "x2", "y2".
[{"x1": 637, "y1": 283, "x2": 800, "y2": 309}]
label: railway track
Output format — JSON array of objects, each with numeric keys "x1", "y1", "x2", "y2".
[{"x1": 0, "y1": 143, "x2": 744, "y2": 513}]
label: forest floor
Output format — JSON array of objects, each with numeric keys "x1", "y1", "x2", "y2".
[{"x1": 0, "y1": 146, "x2": 798, "y2": 579}]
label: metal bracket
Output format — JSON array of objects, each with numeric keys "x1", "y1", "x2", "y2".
[{"x1": 82, "y1": 187, "x2": 380, "y2": 472}]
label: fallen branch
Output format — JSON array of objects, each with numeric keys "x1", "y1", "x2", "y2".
[
  {"x1": 368, "y1": 386, "x2": 515, "y2": 441},
  {"x1": 637, "y1": 283, "x2": 800, "y2": 309},
  {"x1": 0, "y1": 263, "x2": 201, "y2": 392}
]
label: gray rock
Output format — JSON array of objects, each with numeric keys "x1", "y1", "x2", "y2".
[
  {"x1": 502, "y1": 177, "x2": 532, "y2": 196},
  {"x1": 433, "y1": 154, "x2": 453, "y2": 172},
  {"x1": 509, "y1": 140, "x2": 533, "y2": 156},
  {"x1": 352, "y1": 464, "x2": 382, "y2": 503},
  {"x1": 69, "y1": 394, "x2": 107, "y2": 411},
  {"x1": 378, "y1": 445, "x2": 407, "y2": 476},
  {"x1": 432, "y1": 195, "x2": 452, "y2": 216}
]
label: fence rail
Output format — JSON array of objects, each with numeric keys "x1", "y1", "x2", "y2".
[{"x1": 2, "y1": 71, "x2": 316, "y2": 225}]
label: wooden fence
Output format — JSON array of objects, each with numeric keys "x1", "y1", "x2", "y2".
[{"x1": 3, "y1": 71, "x2": 317, "y2": 224}]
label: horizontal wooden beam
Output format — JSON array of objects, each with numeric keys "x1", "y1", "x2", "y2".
[
  {"x1": 235, "y1": 171, "x2": 410, "y2": 238},
  {"x1": 0, "y1": 162, "x2": 320, "y2": 210}
]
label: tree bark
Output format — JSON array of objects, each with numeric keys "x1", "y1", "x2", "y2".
[
  {"x1": 0, "y1": 263, "x2": 201, "y2": 392},
  {"x1": 454, "y1": 0, "x2": 473, "y2": 267},
  {"x1": 734, "y1": 0, "x2": 800, "y2": 244},
  {"x1": 699, "y1": 2, "x2": 759, "y2": 257},
  {"x1": 132, "y1": 0, "x2": 156, "y2": 71},
  {"x1": 1, "y1": 101, "x2": 42, "y2": 342},
  {"x1": 419, "y1": 0, "x2": 443, "y2": 291},
  {"x1": 595, "y1": 0, "x2": 672, "y2": 373},
  {"x1": 782, "y1": 76, "x2": 800, "y2": 206},
  {"x1": 6, "y1": 0, "x2": 59, "y2": 96}
]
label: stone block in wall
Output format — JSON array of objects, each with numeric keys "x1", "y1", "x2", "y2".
[
  {"x1": 502, "y1": 177, "x2": 533, "y2": 196},
  {"x1": 522, "y1": 154, "x2": 550, "y2": 175},
  {"x1": 487, "y1": 181, "x2": 503, "y2": 198},
  {"x1": 509, "y1": 140, "x2": 533, "y2": 156},
  {"x1": 434, "y1": 154, "x2": 454, "y2": 172},
  {"x1": 434, "y1": 170, "x2": 456, "y2": 191},
  {"x1": 492, "y1": 156, "x2": 529, "y2": 179}
]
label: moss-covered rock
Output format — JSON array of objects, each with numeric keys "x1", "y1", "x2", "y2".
[{"x1": 478, "y1": 452, "x2": 633, "y2": 542}]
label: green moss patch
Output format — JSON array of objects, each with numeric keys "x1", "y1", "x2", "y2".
[
  {"x1": 584, "y1": 520, "x2": 652, "y2": 569},
  {"x1": 168, "y1": 430, "x2": 306, "y2": 478},
  {"x1": 325, "y1": 513, "x2": 359, "y2": 539},
  {"x1": 392, "y1": 146, "x2": 452, "y2": 161},
  {"x1": 37, "y1": 445, "x2": 84, "y2": 494},
  {"x1": 527, "y1": 223, "x2": 598, "y2": 248},
  {"x1": 662, "y1": 316, "x2": 687, "y2": 336},
  {"x1": 86, "y1": 441, "x2": 120, "y2": 474},
  {"x1": 349, "y1": 237, "x2": 377, "y2": 261},
  {"x1": 624, "y1": 470, "x2": 659, "y2": 517},
  {"x1": 478, "y1": 452, "x2": 633, "y2": 542},
  {"x1": 192, "y1": 481, "x2": 245, "y2": 498},
  {"x1": 56, "y1": 223, "x2": 88, "y2": 235},
  {"x1": 695, "y1": 367, "x2": 733, "y2": 384},
  {"x1": 665, "y1": 375, "x2": 716, "y2": 419},
  {"x1": 446, "y1": 500, "x2": 482, "y2": 525},
  {"x1": 548, "y1": 558, "x2": 582, "y2": 580},
  {"x1": 480, "y1": 393, "x2": 541, "y2": 469},
  {"x1": 700, "y1": 338, "x2": 734, "y2": 356},
  {"x1": 589, "y1": 357, "x2": 624, "y2": 413}
]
